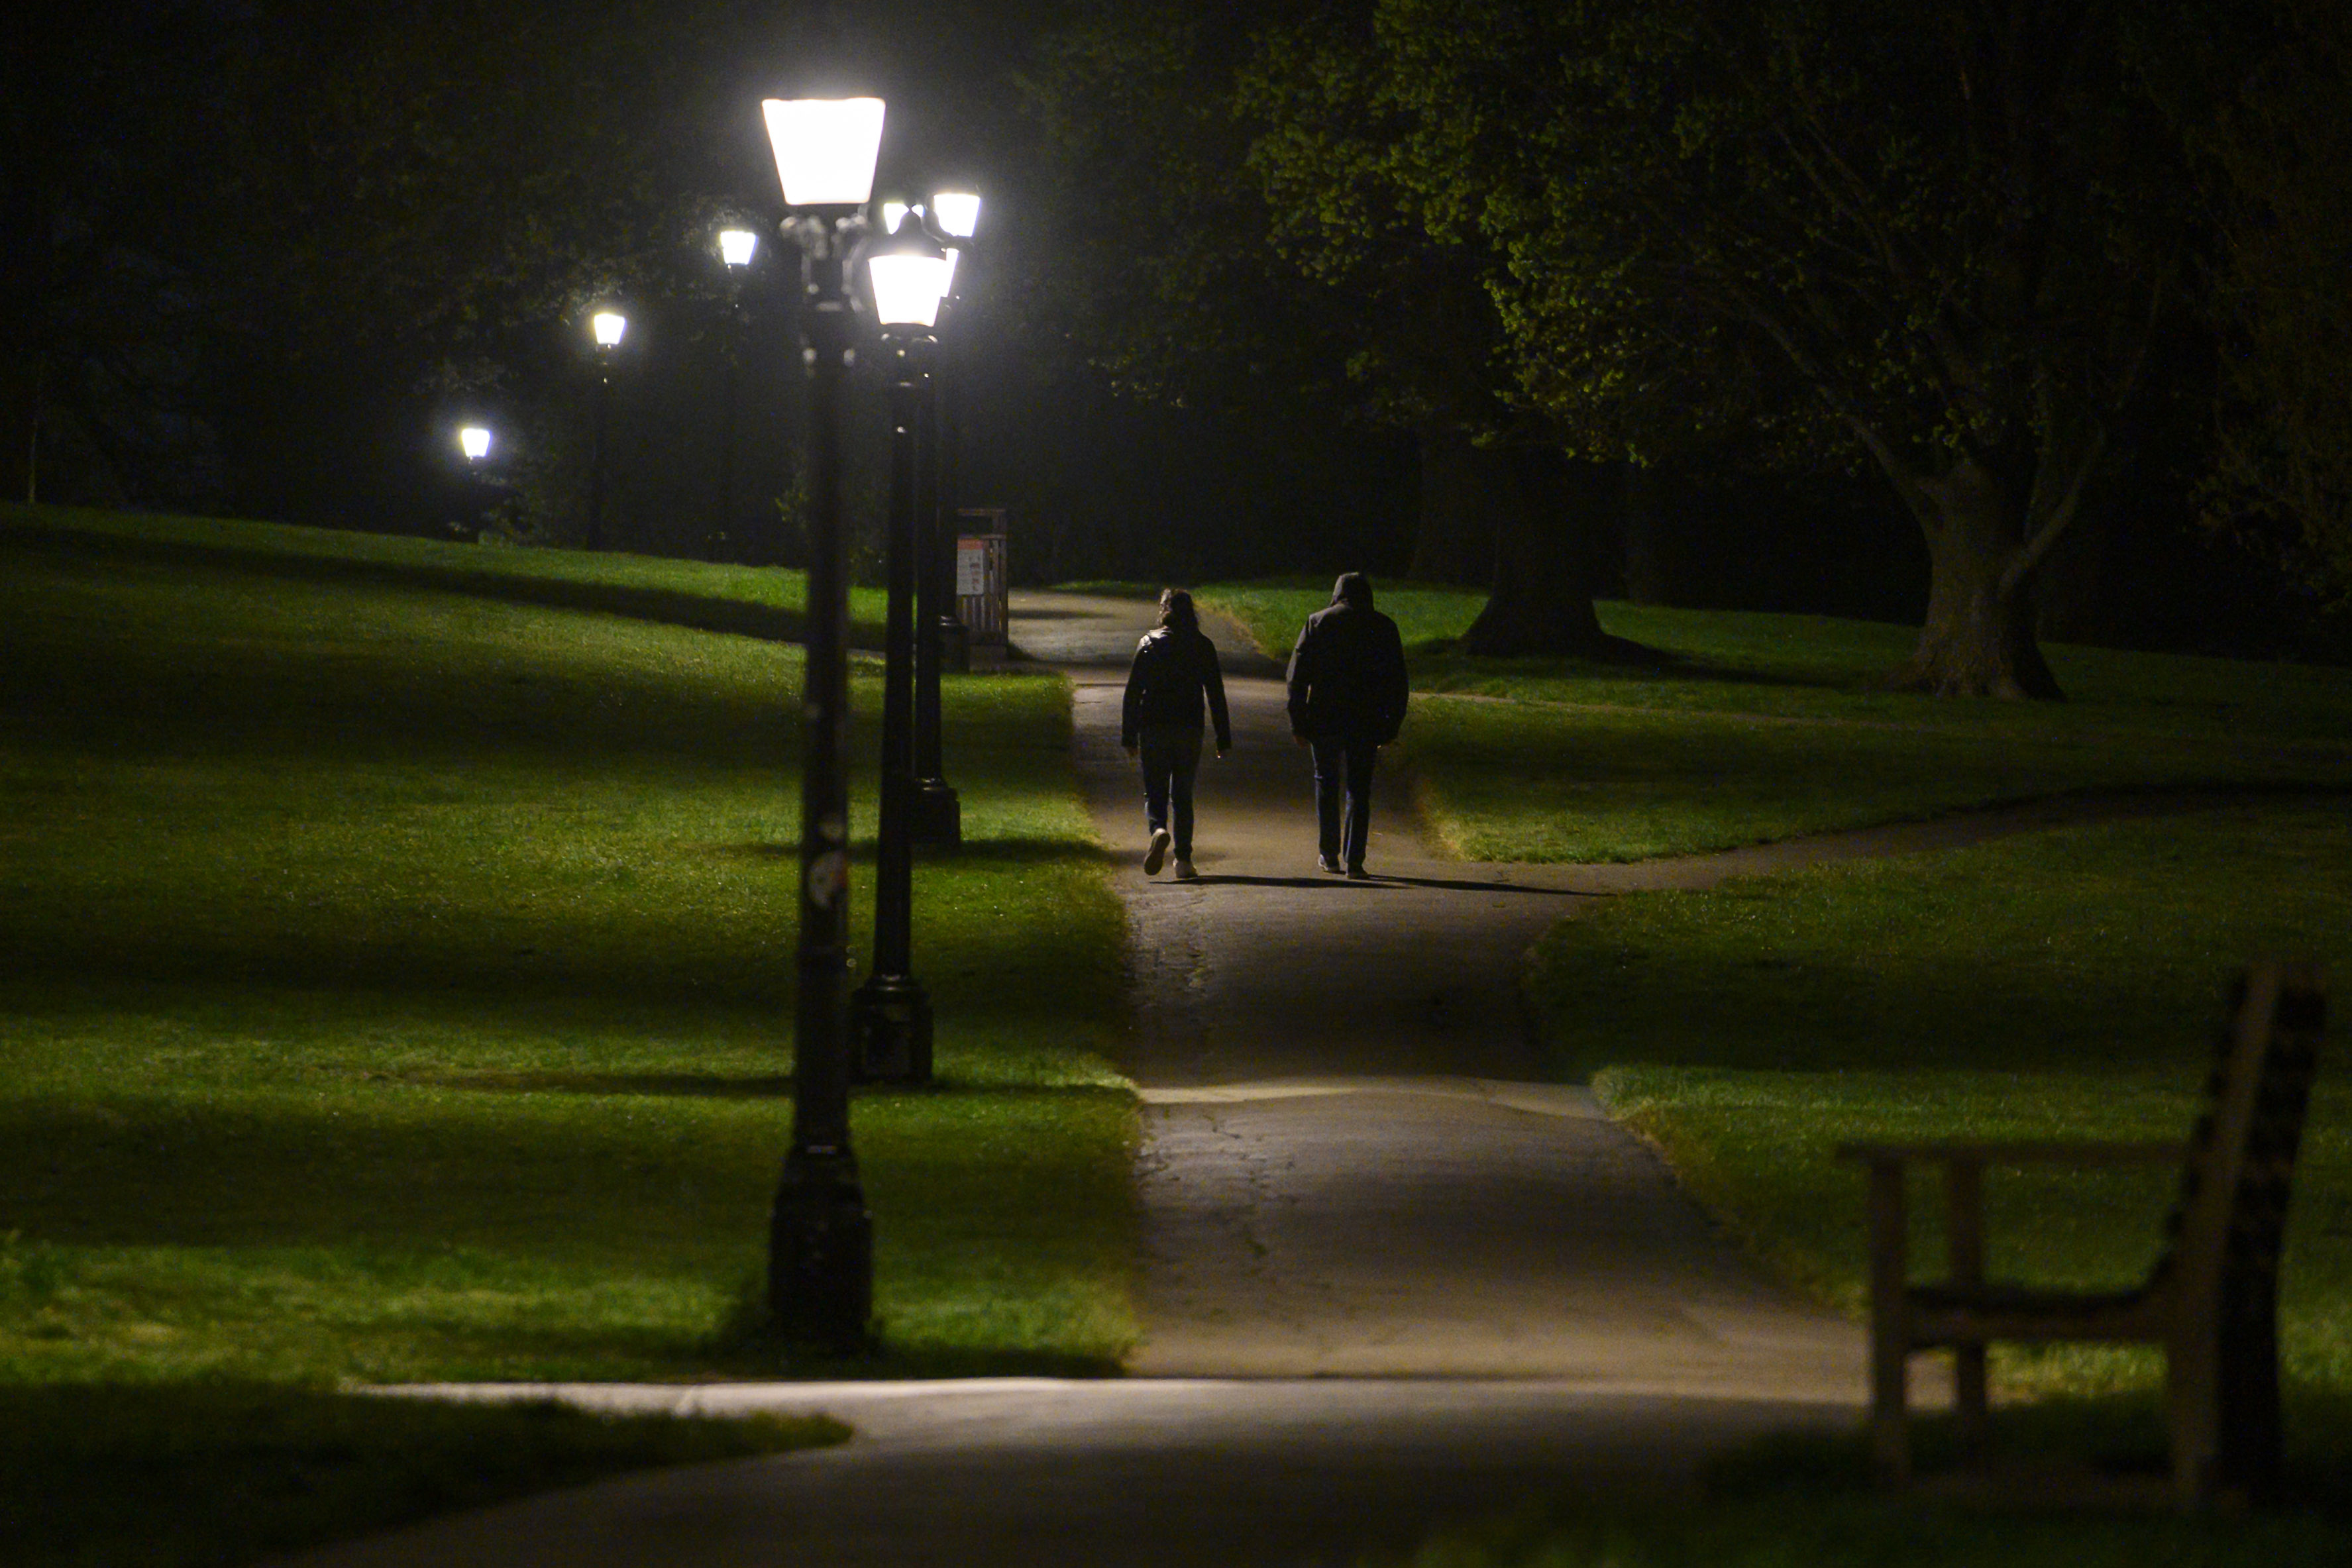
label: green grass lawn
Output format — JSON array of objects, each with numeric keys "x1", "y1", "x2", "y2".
[
  {"x1": 1501, "y1": 805, "x2": 2352, "y2": 1557},
  {"x1": 0, "y1": 505, "x2": 1136, "y2": 1563},
  {"x1": 1197, "y1": 580, "x2": 2352, "y2": 860},
  {"x1": 1189, "y1": 580, "x2": 2352, "y2": 1557}
]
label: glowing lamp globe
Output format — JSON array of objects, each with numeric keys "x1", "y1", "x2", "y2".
[
  {"x1": 931, "y1": 191, "x2": 981, "y2": 239},
  {"x1": 459, "y1": 427, "x2": 491, "y2": 460},
  {"x1": 718, "y1": 229, "x2": 758, "y2": 268},
  {"x1": 761, "y1": 97, "x2": 886, "y2": 209},
  {"x1": 868, "y1": 252, "x2": 953, "y2": 329},
  {"x1": 592, "y1": 311, "x2": 627, "y2": 348}
]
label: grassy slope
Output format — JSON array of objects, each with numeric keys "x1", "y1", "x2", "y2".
[
  {"x1": 1214, "y1": 580, "x2": 2352, "y2": 1556},
  {"x1": 0, "y1": 507, "x2": 1134, "y2": 1562},
  {"x1": 1198, "y1": 582, "x2": 2352, "y2": 860},
  {"x1": 1532, "y1": 804, "x2": 2352, "y2": 1397}
]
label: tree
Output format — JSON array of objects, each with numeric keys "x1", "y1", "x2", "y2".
[
  {"x1": 1237, "y1": 7, "x2": 1611, "y2": 652},
  {"x1": 1354, "y1": 0, "x2": 2200, "y2": 696},
  {"x1": 2196, "y1": 1, "x2": 2352, "y2": 611},
  {"x1": 1018, "y1": 1, "x2": 1614, "y2": 654}
]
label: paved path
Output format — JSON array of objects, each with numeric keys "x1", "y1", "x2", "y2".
[
  {"x1": 280, "y1": 591, "x2": 1900, "y2": 1568},
  {"x1": 1026, "y1": 592, "x2": 1866, "y2": 1390}
]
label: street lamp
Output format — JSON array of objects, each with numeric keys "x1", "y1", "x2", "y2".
[
  {"x1": 849, "y1": 215, "x2": 952, "y2": 1086},
  {"x1": 716, "y1": 229, "x2": 759, "y2": 559},
  {"x1": 587, "y1": 309, "x2": 627, "y2": 549},
  {"x1": 914, "y1": 190, "x2": 982, "y2": 847},
  {"x1": 459, "y1": 425, "x2": 492, "y2": 462},
  {"x1": 762, "y1": 93, "x2": 886, "y2": 1353}
]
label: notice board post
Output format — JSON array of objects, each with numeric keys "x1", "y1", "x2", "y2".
[{"x1": 953, "y1": 507, "x2": 1008, "y2": 668}]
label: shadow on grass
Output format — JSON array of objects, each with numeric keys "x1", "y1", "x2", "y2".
[
  {"x1": 1388, "y1": 1394, "x2": 2352, "y2": 1567},
  {"x1": 3, "y1": 511, "x2": 890, "y2": 650},
  {"x1": 411, "y1": 1070, "x2": 797, "y2": 1098},
  {"x1": 1179, "y1": 872, "x2": 1593, "y2": 896},
  {"x1": 0, "y1": 1381, "x2": 844, "y2": 1568},
  {"x1": 1415, "y1": 636, "x2": 1871, "y2": 696}
]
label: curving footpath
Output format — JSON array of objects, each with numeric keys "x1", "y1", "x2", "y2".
[{"x1": 281, "y1": 591, "x2": 1962, "y2": 1568}]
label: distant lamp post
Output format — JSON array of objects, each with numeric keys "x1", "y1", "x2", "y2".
[
  {"x1": 716, "y1": 228, "x2": 759, "y2": 559},
  {"x1": 587, "y1": 309, "x2": 627, "y2": 550},
  {"x1": 459, "y1": 425, "x2": 492, "y2": 462},
  {"x1": 762, "y1": 93, "x2": 886, "y2": 1354},
  {"x1": 849, "y1": 215, "x2": 952, "y2": 1086},
  {"x1": 913, "y1": 189, "x2": 982, "y2": 846}
]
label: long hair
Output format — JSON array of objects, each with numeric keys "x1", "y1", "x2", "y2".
[{"x1": 1158, "y1": 588, "x2": 1199, "y2": 633}]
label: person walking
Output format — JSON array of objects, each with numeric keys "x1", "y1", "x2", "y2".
[
  {"x1": 1286, "y1": 572, "x2": 1409, "y2": 878},
  {"x1": 1122, "y1": 588, "x2": 1232, "y2": 880}
]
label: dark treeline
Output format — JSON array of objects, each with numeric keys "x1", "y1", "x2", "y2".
[{"x1": 5, "y1": 2, "x2": 2347, "y2": 692}]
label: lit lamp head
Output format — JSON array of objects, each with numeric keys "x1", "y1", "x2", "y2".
[
  {"x1": 930, "y1": 191, "x2": 981, "y2": 240},
  {"x1": 761, "y1": 97, "x2": 886, "y2": 211},
  {"x1": 881, "y1": 201, "x2": 913, "y2": 235},
  {"x1": 930, "y1": 191, "x2": 979, "y2": 293},
  {"x1": 865, "y1": 219, "x2": 953, "y2": 336},
  {"x1": 718, "y1": 229, "x2": 759, "y2": 268},
  {"x1": 459, "y1": 426, "x2": 492, "y2": 462},
  {"x1": 591, "y1": 310, "x2": 627, "y2": 348}
]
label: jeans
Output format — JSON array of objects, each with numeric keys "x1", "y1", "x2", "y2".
[
  {"x1": 1310, "y1": 733, "x2": 1379, "y2": 868},
  {"x1": 1138, "y1": 724, "x2": 1204, "y2": 857}
]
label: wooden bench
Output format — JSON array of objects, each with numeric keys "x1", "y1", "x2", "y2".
[{"x1": 1839, "y1": 960, "x2": 2326, "y2": 1506}]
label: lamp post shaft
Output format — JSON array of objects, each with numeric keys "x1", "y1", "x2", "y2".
[
  {"x1": 850, "y1": 338, "x2": 934, "y2": 1082},
  {"x1": 589, "y1": 368, "x2": 613, "y2": 550},
  {"x1": 719, "y1": 333, "x2": 739, "y2": 560},
  {"x1": 912, "y1": 317, "x2": 962, "y2": 845},
  {"x1": 769, "y1": 218, "x2": 872, "y2": 1351}
]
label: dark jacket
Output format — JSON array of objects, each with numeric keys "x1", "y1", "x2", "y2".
[
  {"x1": 1287, "y1": 574, "x2": 1409, "y2": 743},
  {"x1": 1122, "y1": 625, "x2": 1232, "y2": 750}
]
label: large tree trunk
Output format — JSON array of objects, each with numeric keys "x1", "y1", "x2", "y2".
[
  {"x1": 1405, "y1": 426, "x2": 1498, "y2": 586},
  {"x1": 1457, "y1": 446, "x2": 1609, "y2": 656},
  {"x1": 1619, "y1": 459, "x2": 1675, "y2": 605},
  {"x1": 1893, "y1": 454, "x2": 2062, "y2": 698}
]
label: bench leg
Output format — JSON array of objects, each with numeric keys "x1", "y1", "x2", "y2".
[
  {"x1": 1944, "y1": 1159, "x2": 1989, "y2": 1459},
  {"x1": 1953, "y1": 1343, "x2": 1988, "y2": 1456},
  {"x1": 1866, "y1": 1161, "x2": 1911, "y2": 1484}
]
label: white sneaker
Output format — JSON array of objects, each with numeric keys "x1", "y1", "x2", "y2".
[
  {"x1": 1144, "y1": 828, "x2": 1171, "y2": 875},
  {"x1": 1173, "y1": 857, "x2": 1198, "y2": 880}
]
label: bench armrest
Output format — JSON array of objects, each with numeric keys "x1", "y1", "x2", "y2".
[{"x1": 1837, "y1": 1139, "x2": 2188, "y2": 1168}]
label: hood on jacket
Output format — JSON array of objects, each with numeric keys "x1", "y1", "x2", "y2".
[{"x1": 1331, "y1": 572, "x2": 1373, "y2": 609}]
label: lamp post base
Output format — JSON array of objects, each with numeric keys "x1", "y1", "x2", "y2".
[
  {"x1": 937, "y1": 616, "x2": 971, "y2": 674},
  {"x1": 767, "y1": 1150, "x2": 873, "y2": 1354},
  {"x1": 912, "y1": 782, "x2": 961, "y2": 849},
  {"x1": 850, "y1": 972, "x2": 934, "y2": 1084}
]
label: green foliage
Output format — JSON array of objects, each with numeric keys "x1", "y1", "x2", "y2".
[{"x1": 2198, "y1": 3, "x2": 2352, "y2": 608}]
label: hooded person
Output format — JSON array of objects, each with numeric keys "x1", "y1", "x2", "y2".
[
  {"x1": 1285, "y1": 572, "x2": 1409, "y2": 877},
  {"x1": 1121, "y1": 588, "x2": 1232, "y2": 880}
]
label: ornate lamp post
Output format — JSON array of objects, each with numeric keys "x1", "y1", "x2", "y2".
[
  {"x1": 913, "y1": 191, "x2": 980, "y2": 846},
  {"x1": 587, "y1": 309, "x2": 627, "y2": 549},
  {"x1": 849, "y1": 214, "x2": 953, "y2": 1084},
  {"x1": 716, "y1": 229, "x2": 759, "y2": 560},
  {"x1": 761, "y1": 93, "x2": 886, "y2": 1353}
]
